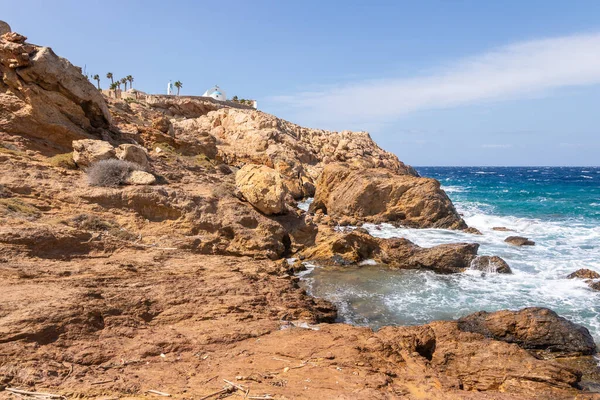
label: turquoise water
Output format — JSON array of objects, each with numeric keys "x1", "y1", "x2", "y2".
[{"x1": 300, "y1": 167, "x2": 600, "y2": 340}]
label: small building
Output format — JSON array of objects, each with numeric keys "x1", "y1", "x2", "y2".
[{"x1": 203, "y1": 85, "x2": 226, "y2": 101}]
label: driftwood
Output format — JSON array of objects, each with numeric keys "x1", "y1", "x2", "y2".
[
  {"x1": 198, "y1": 386, "x2": 234, "y2": 400},
  {"x1": 91, "y1": 379, "x2": 114, "y2": 385},
  {"x1": 6, "y1": 388, "x2": 66, "y2": 399},
  {"x1": 147, "y1": 389, "x2": 172, "y2": 397}
]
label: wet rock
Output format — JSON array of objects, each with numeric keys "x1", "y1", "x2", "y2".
[
  {"x1": 463, "y1": 227, "x2": 482, "y2": 235},
  {"x1": 310, "y1": 163, "x2": 467, "y2": 229},
  {"x1": 72, "y1": 139, "x2": 116, "y2": 168},
  {"x1": 116, "y1": 144, "x2": 149, "y2": 170},
  {"x1": 504, "y1": 236, "x2": 535, "y2": 246},
  {"x1": 457, "y1": 307, "x2": 596, "y2": 356},
  {"x1": 470, "y1": 255, "x2": 512, "y2": 274},
  {"x1": 567, "y1": 268, "x2": 600, "y2": 280},
  {"x1": 302, "y1": 228, "x2": 481, "y2": 273},
  {"x1": 492, "y1": 226, "x2": 515, "y2": 232},
  {"x1": 235, "y1": 164, "x2": 288, "y2": 215}
]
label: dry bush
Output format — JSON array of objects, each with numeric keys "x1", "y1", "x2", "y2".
[
  {"x1": 0, "y1": 198, "x2": 40, "y2": 218},
  {"x1": 87, "y1": 159, "x2": 141, "y2": 187},
  {"x1": 48, "y1": 152, "x2": 77, "y2": 169},
  {"x1": 69, "y1": 214, "x2": 114, "y2": 231}
]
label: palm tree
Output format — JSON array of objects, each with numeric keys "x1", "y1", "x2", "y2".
[
  {"x1": 109, "y1": 82, "x2": 118, "y2": 98},
  {"x1": 120, "y1": 77, "x2": 128, "y2": 91},
  {"x1": 116, "y1": 81, "x2": 121, "y2": 91},
  {"x1": 126, "y1": 75, "x2": 134, "y2": 89},
  {"x1": 174, "y1": 81, "x2": 182, "y2": 96},
  {"x1": 93, "y1": 74, "x2": 101, "y2": 89},
  {"x1": 106, "y1": 72, "x2": 114, "y2": 84}
]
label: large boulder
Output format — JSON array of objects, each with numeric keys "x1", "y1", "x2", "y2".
[
  {"x1": 310, "y1": 163, "x2": 466, "y2": 229},
  {"x1": 301, "y1": 228, "x2": 483, "y2": 273},
  {"x1": 0, "y1": 32, "x2": 113, "y2": 153},
  {"x1": 72, "y1": 139, "x2": 115, "y2": 168},
  {"x1": 235, "y1": 164, "x2": 288, "y2": 215},
  {"x1": 124, "y1": 170, "x2": 156, "y2": 185},
  {"x1": 373, "y1": 308, "x2": 591, "y2": 394},
  {"x1": 457, "y1": 307, "x2": 596, "y2": 356},
  {"x1": 116, "y1": 144, "x2": 149, "y2": 170}
]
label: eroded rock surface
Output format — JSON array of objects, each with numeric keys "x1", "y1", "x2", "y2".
[
  {"x1": 235, "y1": 164, "x2": 289, "y2": 215},
  {"x1": 1, "y1": 30, "x2": 597, "y2": 399},
  {"x1": 310, "y1": 163, "x2": 467, "y2": 229},
  {"x1": 301, "y1": 228, "x2": 488, "y2": 273},
  {"x1": 72, "y1": 139, "x2": 116, "y2": 168},
  {"x1": 457, "y1": 307, "x2": 596, "y2": 356},
  {"x1": 0, "y1": 32, "x2": 113, "y2": 153}
]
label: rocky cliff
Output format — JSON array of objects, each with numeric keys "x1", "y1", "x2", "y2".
[{"x1": 0, "y1": 30, "x2": 598, "y2": 399}]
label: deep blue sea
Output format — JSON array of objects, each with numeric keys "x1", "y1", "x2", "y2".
[{"x1": 299, "y1": 167, "x2": 600, "y2": 340}]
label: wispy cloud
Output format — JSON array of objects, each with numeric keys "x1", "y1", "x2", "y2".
[{"x1": 268, "y1": 32, "x2": 600, "y2": 130}]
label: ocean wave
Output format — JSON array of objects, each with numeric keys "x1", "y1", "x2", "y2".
[{"x1": 441, "y1": 185, "x2": 466, "y2": 193}]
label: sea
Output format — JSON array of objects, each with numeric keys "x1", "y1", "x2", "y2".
[{"x1": 298, "y1": 166, "x2": 600, "y2": 341}]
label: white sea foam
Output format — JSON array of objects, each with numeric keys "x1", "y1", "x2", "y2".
[
  {"x1": 297, "y1": 197, "x2": 313, "y2": 211},
  {"x1": 442, "y1": 185, "x2": 466, "y2": 193},
  {"x1": 301, "y1": 198, "x2": 600, "y2": 340}
]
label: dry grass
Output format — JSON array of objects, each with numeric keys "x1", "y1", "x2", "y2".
[
  {"x1": 0, "y1": 198, "x2": 40, "y2": 218},
  {"x1": 48, "y1": 152, "x2": 77, "y2": 169}
]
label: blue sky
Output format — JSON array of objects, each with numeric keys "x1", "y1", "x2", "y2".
[{"x1": 4, "y1": 0, "x2": 600, "y2": 166}]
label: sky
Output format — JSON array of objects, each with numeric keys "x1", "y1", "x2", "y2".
[{"x1": 3, "y1": 1, "x2": 600, "y2": 166}]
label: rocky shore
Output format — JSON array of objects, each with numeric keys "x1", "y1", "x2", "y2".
[{"x1": 1, "y1": 30, "x2": 598, "y2": 399}]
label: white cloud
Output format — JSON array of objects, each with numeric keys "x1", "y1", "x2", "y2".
[{"x1": 268, "y1": 32, "x2": 600, "y2": 130}]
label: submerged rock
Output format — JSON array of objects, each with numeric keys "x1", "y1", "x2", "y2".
[
  {"x1": 310, "y1": 163, "x2": 467, "y2": 229},
  {"x1": 470, "y1": 255, "x2": 512, "y2": 274},
  {"x1": 504, "y1": 236, "x2": 535, "y2": 246},
  {"x1": 463, "y1": 227, "x2": 483, "y2": 235},
  {"x1": 492, "y1": 226, "x2": 515, "y2": 232},
  {"x1": 567, "y1": 268, "x2": 600, "y2": 292},
  {"x1": 457, "y1": 307, "x2": 596, "y2": 356},
  {"x1": 567, "y1": 268, "x2": 600, "y2": 280}
]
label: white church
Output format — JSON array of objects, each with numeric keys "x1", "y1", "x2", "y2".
[{"x1": 202, "y1": 85, "x2": 227, "y2": 101}]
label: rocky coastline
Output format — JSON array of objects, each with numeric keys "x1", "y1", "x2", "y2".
[{"x1": 1, "y1": 30, "x2": 599, "y2": 399}]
